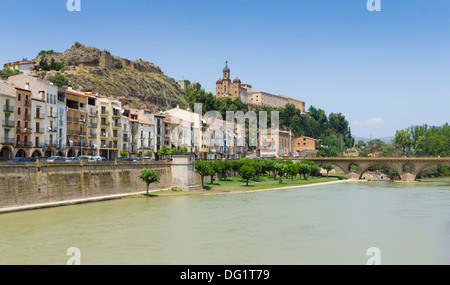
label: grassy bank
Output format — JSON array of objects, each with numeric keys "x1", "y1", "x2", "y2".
[{"x1": 136, "y1": 175, "x2": 343, "y2": 197}]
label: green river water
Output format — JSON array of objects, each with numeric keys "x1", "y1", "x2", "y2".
[{"x1": 0, "y1": 180, "x2": 449, "y2": 265}]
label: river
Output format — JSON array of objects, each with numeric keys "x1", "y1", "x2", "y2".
[{"x1": 0, "y1": 180, "x2": 449, "y2": 265}]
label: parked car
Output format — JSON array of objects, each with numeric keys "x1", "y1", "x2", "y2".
[
  {"x1": 88, "y1": 156, "x2": 107, "y2": 162},
  {"x1": 78, "y1": 155, "x2": 91, "y2": 160},
  {"x1": 66, "y1": 157, "x2": 81, "y2": 163},
  {"x1": 133, "y1": 157, "x2": 143, "y2": 162},
  {"x1": 46, "y1": 156, "x2": 66, "y2": 163},
  {"x1": 121, "y1": 158, "x2": 134, "y2": 162},
  {"x1": 7, "y1": 157, "x2": 30, "y2": 163},
  {"x1": 0, "y1": 157, "x2": 7, "y2": 163}
]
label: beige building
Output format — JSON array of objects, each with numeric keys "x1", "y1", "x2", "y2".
[
  {"x1": 293, "y1": 136, "x2": 319, "y2": 157},
  {"x1": 252, "y1": 91, "x2": 306, "y2": 113},
  {"x1": 257, "y1": 129, "x2": 293, "y2": 158}
]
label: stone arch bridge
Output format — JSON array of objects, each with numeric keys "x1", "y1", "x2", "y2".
[{"x1": 296, "y1": 157, "x2": 450, "y2": 182}]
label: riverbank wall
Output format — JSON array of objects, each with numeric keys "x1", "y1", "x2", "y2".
[{"x1": 0, "y1": 161, "x2": 172, "y2": 209}]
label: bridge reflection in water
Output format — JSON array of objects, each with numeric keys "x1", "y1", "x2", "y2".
[{"x1": 295, "y1": 157, "x2": 450, "y2": 182}]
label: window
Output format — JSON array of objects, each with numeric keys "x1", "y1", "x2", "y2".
[{"x1": 18, "y1": 107, "x2": 21, "y2": 115}]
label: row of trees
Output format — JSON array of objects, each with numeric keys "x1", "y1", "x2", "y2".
[
  {"x1": 195, "y1": 158, "x2": 335, "y2": 188},
  {"x1": 354, "y1": 123, "x2": 449, "y2": 158},
  {"x1": 185, "y1": 85, "x2": 354, "y2": 156}
]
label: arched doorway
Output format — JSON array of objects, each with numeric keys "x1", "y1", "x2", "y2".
[
  {"x1": 31, "y1": 150, "x2": 43, "y2": 158},
  {"x1": 67, "y1": 148, "x2": 76, "y2": 158},
  {"x1": 15, "y1": 149, "x2": 27, "y2": 158},
  {"x1": 56, "y1": 150, "x2": 64, "y2": 157},
  {"x1": 0, "y1": 146, "x2": 13, "y2": 160},
  {"x1": 44, "y1": 148, "x2": 54, "y2": 158}
]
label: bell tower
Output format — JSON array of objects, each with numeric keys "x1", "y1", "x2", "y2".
[{"x1": 223, "y1": 61, "x2": 230, "y2": 80}]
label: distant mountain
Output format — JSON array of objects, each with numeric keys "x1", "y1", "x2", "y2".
[{"x1": 354, "y1": 136, "x2": 394, "y2": 144}]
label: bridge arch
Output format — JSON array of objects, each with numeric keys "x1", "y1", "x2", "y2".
[
  {"x1": 416, "y1": 162, "x2": 450, "y2": 180},
  {"x1": 359, "y1": 163, "x2": 402, "y2": 180}
]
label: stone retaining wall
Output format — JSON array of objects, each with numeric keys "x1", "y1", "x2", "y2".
[{"x1": 0, "y1": 161, "x2": 172, "y2": 209}]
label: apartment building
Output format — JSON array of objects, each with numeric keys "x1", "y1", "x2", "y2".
[{"x1": 0, "y1": 82, "x2": 16, "y2": 159}]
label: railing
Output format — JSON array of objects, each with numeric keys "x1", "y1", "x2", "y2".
[
  {"x1": 101, "y1": 122, "x2": 110, "y2": 126},
  {"x1": 45, "y1": 141, "x2": 57, "y2": 147},
  {"x1": 112, "y1": 122, "x2": 122, "y2": 128},
  {"x1": 48, "y1": 126, "x2": 57, "y2": 132},
  {"x1": 89, "y1": 133, "x2": 97, "y2": 139},
  {"x1": 24, "y1": 100, "x2": 31, "y2": 106},
  {"x1": 123, "y1": 135, "x2": 129, "y2": 142},
  {"x1": 88, "y1": 122, "x2": 98, "y2": 128},
  {"x1": 35, "y1": 128, "x2": 44, "y2": 134},
  {"x1": 16, "y1": 141, "x2": 33, "y2": 148},
  {"x1": 89, "y1": 111, "x2": 97, "y2": 117},
  {"x1": 48, "y1": 112, "x2": 57, "y2": 118},
  {"x1": 3, "y1": 105, "x2": 14, "y2": 113},
  {"x1": 35, "y1": 114, "x2": 45, "y2": 119},
  {"x1": 16, "y1": 127, "x2": 32, "y2": 134},
  {"x1": 2, "y1": 120, "x2": 15, "y2": 128},
  {"x1": 24, "y1": 114, "x2": 31, "y2": 121},
  {"x1": 1, "y1": 137, "x2": 15, "y2": 145},
  {"x1": 34, "y1": 143, "x2": 45, "y2": 149}
]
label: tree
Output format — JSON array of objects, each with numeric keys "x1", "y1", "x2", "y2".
[
  {"x1": 287, "y1": 163, "x2": 298, "y2": 181},
  {"x1": 195, "y1": 160, "x2": 212, "y2": 189},
  {"x1": 139, "y1": 168, "x2": 160, "y2": 195},
  {"x1": 120, "y1": 150, "x2": 128, "y2": 158},
  {"x1": 231, "y1": 160, "x2": 241, "y2": 177},
  {"x1": 145, "y1": 152, "x2": 153, "y2": 157},
  {"x1": 274, "y1": 163, "x2": 287, "y2": 184},
  {"x1": 298, "y1": 164, "x2": 311, "y2": 180},
  {"x1": 240, "y1": 165, "x2": 256, "y2": 186},
  {"x1": 158, "y1": 145, "x2": 170, "y2": 158},
  {"x1": 322, "y1": 163, "x2": 334, "y2": 178},
  {"x1": 49, "y1": 72, "x2": 69, "y2": 88},
  {"x1": 251, "y1": 160, "x2": 262, "y2": 181}
]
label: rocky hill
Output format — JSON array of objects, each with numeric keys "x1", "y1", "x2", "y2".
[{"x1": 32, "y1": 43, "x2": 187, "y2": 111}]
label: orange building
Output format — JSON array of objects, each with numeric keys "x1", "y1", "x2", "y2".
[{"x1": 293, "y1": 136, "x2": 319, "y2": 157}]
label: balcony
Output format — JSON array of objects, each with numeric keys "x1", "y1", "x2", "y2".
[
  {"x1": 3, "y1": 105, "x2": 14, "y2": 113},
  {"x1": 47, "y1": 126, "x2": 57, "y2": 133},
  {"x1": 16, "y1": 141, "x2": 33, "y2": 148},
  {"x1": 123, "y1": 135, "x2": 129, "y2": 142},
  {"x1": 24, "y1": 114, "x2": 31, "y2": 121},
  {"x1": 88, "y1": 122, "x2": 98, "y2": 128},
  {"x1": 89, "y1": 133, "x2": 97, "y2": 139},
  {"x1": 101, "y1": 122, "x2": 110, "y2": 127},
  {"x1": 1, "y1": 137, "x2": 15, "y2": 145},
  {"x1": 17, "y1": 127, "x2": 32, "y2": 134},
  {"x1": 48, "y1": 112, "x2": 57, "y2": 118},
  {"x1": 35, "y1": 128, "x2": 44, "y2": 134},
  {"x1": 89, "y1": 111, "x2": 97, "y2": 117},
  {"x1": 45, "y1": 140, "x2": 57, "y2": 147},
  {"x1": 2, "y1": 120, "x2": 15, "y2": 128},
  {"x1": 112, "y1": 122, "x2": 122, "y2": 128},
  {"x1": 24, "y1": 100, "x2": 31, "y2": 106},
  {"x1": 35, "y1": 114, "x2": 45, "y2": 120},
  {"x1": 67, "y1": 117, "x2": 80, "y2": 123}
]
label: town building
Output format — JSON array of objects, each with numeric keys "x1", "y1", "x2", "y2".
[
  {"x1": 14, "y1": 86, "x2": 33, "y2": 158},
  {"x1": 97, "y1": 97, "x2": 122, "y2": 160},
  {"x1": 4, "y1": 60, "x2": 35, "y2": 75},
  {"x1": 65, "y1": 88, "x2": 89, "y2": 157},
  {"x1": 0, "y1": 82, "x2": 16, "y2": 159},
  {"x1": 293, "y1": 136, "x2": 320, "y2": 157},
  {"x1": 257, "y1": 129, "x2": 294, "y2": 158}
]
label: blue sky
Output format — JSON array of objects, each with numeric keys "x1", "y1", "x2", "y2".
[{"x1": 1, "y1": 0, "x2": 449, "y2": 138}]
